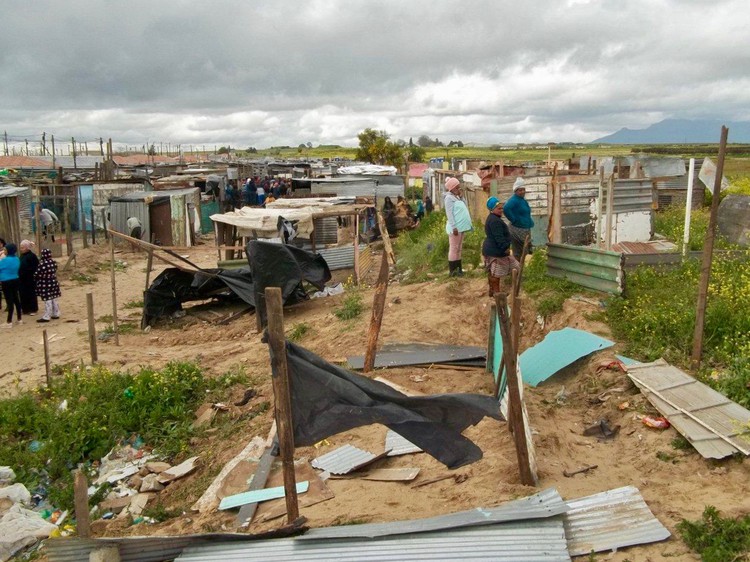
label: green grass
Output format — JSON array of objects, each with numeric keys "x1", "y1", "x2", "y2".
[
  {"x1": 678, "y1": 506, "x2": 750, "y2": 562},
  {"x1": 71, "y1": 272, "x2": 97, "y2": 284},
  {"x1": 287, "y1": 322, "x2": 311, "y2": 341},
  {"x1": 102, "y1": 322, "x2": 138, "y2": 335},
  {"x1": 334, "y1": 294, "x2": 364, "y2": 321},
  {"x1": 0, "y1": 362, "x2": 234, "y2": 511},
  {"x1": 522, "y1": 248, "x2": 581, "y2": 317},
  {"x1": 123, "y1": 300, "x2": 144, "y2": 309}
]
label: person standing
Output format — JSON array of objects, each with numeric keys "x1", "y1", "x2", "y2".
[
  {"x1": 443, "y1": 177, "x2": 472, "y2": 276},
  {"x1": 425, "y1": 195, "x2": 433, "y2": 215},
  {"x1": 18, "y1": 240, "x2": 39, "y2": 315},
  {"x1": 40, "y1": 207, "x2": 59, "y2": 241},
  {"x1": 503, "y1": 177, "x2": 534, "y2": 258},
  {"x1": 0, "y1": 243, "x2": 22, "y2": 327},
  {"x1": 482, "y1": 197, "x2": 520, "y2": 296},
  {"x1": 35, "y1": 249, "x2": 61, "y2": 322}
]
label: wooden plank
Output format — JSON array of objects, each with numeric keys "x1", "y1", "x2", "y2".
[
  {"x1": 74, "y1": 470, "x2": 90, "y2": 538},
  {"x1": 86, "y1": 292, "x2": 98, "y2": 364},
  {"x1": 265, "y1": 287, "x2": 299, "y2": 522},
  {"x1": 363, "y1": 251, "x2": 390, "y2": 373},
  {"x1": 377, "y1": 211, "x2": 395, "y2": 265}
]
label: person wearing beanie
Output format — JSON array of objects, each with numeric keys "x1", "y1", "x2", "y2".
[
  {"x1": 482, "y1": 197, "x2": 520, "y2": 296},
  {"x1": 443, "y1": 177, "x2": 472, "y2": 276},
  {"x1": 0, "y1": 243, "x2": 23, "y2": 327},
  {"x1": 503, "y1": 176, "x2": 534, "y2": 258}
]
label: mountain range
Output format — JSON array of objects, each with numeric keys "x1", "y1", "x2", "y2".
[{"x1": 591, "y1": 119, "x2": 750, "y2": 144}]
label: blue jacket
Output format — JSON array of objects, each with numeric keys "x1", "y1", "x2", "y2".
[
  {"x1": 503, "y1": 193, "x2": 534, "y2": 229},
  {"x1": 482, "y1": 213, "x2": 512, "y2": 257},
  {"x1": 0, "y1": 256, "x2": 20, "y2": 282}
]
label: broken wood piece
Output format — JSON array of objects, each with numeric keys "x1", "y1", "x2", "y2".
[
  {"x1": 411, "y1": 473, "x2": 468, "y2": 489},
  {"x1": 563, "y1": 464, "x2": 598, "y2": 477},
  {"x1": 359, "y1": 468, "x2": 420, "y2": 481},
  {"x1": 219, "y1": 481, "x2": 309, "y2": 511}
]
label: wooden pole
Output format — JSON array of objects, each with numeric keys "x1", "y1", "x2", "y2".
[
  {"x1": 264, "y1": 287, "x2": 299, "y2": 523},
  {"x1": 363, "y1": 251, "x2": 390, "y2": 373},
  {"x1": 110, "y1": 239, "x2": 119, "y2": 346},
  {"x1": 64, "y1": 199, "x2": 73, "y2": 257},
  {"x1": 514, "y1": 235, "x2": 530, "y2": 298},
  {"x1": 691, "y1": 126, "x2": 729, "y2": 368},
  {"x1": 596, "y1": 167, "x2": 604, "y2": 248},
  {"x1": 74, "y1": 470, "x2": 91, "y2": 537},
  {"x1": 90, "y1": 208, "x2": 96, "y2": 245},
  {"x1": 495, "y1": 293, "x2": 536, "y2": 486},
  {"x1": 353, "y1": 213, "x2": 360, "y2": 285},
  {"x1": 604, "y1": 173, "x2": 614, "y2": 251},
  {"x1": 102, "y1": 209, "x2": 109, "y2": 240},
  {"x1": 81, "y1": 196, "x2": 89, "y2": 249},
  {"x1": 550, "y1": 164, "x2": 562, "y2": 244},
  {"x1": 144, "y1": 248, "x2": 153, "y2": 291},
  {"x1": 509, "y1": 269, "x2": 517, "y2": 315},
  {"x1": 86, "y1": 292, "x2": 98, "y2": 363},
  {"x1": 43, "y1": 329, "x2": 51, "y2": 386},
  {"x1": 34, "y1": 197, "x2": 42, "y2": 255}
]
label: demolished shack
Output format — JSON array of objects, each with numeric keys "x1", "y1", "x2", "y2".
[{"x1": 142, "y1": 241, "x2": 331, "y2": 327}]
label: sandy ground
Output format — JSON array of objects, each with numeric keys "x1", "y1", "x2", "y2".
[{"x1": 6, "y1": 241, "x2": 749, "y2": 561}]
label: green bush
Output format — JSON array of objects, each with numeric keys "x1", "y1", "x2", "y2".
[
  {"x1": 0, "y1": 362, "x2": 212, "y2": 510},
  {"x1": 678, "y1": 506, "x2": 750, "y2": 562},
  {"x1": 522, "y1": 249, "x2": 580, "y2": 317},
  {"x1": 334, "y1": 294, "x2": 364, "y2": 320}
]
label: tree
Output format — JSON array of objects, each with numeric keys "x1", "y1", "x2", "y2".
[
  {"x1": 409, "y1": 137, "x2": 414, "y2": 147},
  {"x1": 356, "y1": 128, "x2": 403, "y2": 166},
  {"x1": 417, "y1": 135, "x2": 433, "y2": 148},
  {"x1": 217, "y1": 146, "x2": 229, "y2": 154},
  {"x1": 147, "y1": 144, "x2": 156, "y2": 155},
  {"x1": 406, "y1": 145, "x2": 426, "y2": 163}
]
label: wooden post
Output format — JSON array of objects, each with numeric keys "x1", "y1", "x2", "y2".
[
  {"x1": 509, "y1": 269, "x2": 517, "y2": 316},
  {"x1": 74, "y1": 470, "x2": 91, "y2": 538},
  {"x1": 43, "y1": 329, "x2": 51, "y2": 386},
  {"x1": 34, "y1": 198, "x2": 42, "y2": 254},
  {"x1": 64, "y1": 199, "x2": 73, "y2": 257},
  {"x1": 144, "y1": 248, "x2": 153, "y2": 291},
  {"x1": 550, "y1": 164, "x2": 562, "y2": 244},
  {"x1": 264, "y1": 287, "x2": 299, "y2": 523},
  {"x1": 514, "y1": 235, "x2": 530, "y2": 298},
  {"x1": 86, "y1": 292, "x2": 98, "y2": 363},
  {"x1": 495, "y1": 293, "x2": 536, "y2": 486},
  {"x1": 604, "y1": 173, "x2": 615, "y2": 251},
  {"x1": 91, "y1": 208, "x2": 96, "y2": 245},
  {"x1": 691, "y1": 126, "x2": 729, "y2": 368},
  {"x1": 596, "y1": 167, "x2": 604, "y2": 248},
  {"x1": 110, "y1": 239, "x2": 119, "y2": 346},
  {"x1": 102, "y1": 209, "x2": 109, "y2": 240},
  {"x1": 82, "y1": 201, "x2": 89, "y2": 248},
  {"x1": 363, "y1": 251, "x2": 390, "y2": 373},
  {"x1": 353, "y1": 213, "x2": 360, "y2": 285}
]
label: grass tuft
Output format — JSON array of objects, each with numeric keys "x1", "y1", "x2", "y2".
[{"x1": 678, "y1": 506, "x2": 750, "y2": 562}]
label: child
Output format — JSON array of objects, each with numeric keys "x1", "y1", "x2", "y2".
[{"x1": 35, "y1": 249, "x2": 61, "y2": 322}]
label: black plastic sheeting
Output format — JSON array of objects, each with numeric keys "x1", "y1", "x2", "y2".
[
  {"x1": 283, "y1": 341, "x2": 503, "y2": 469},
  {"x1": 142, "y1": 242, "x2": 331, "y2": 326}
]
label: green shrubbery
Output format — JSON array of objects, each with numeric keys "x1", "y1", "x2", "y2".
[
  {"x1": 393, "y1": 210, "x2": 484, "y2": 283},
  {"x1": 0, "y1": 362, "x2": 230, "y2": 510},
  {"x1": 678, "y1": 506, "x2": 750, "y2": 562},
  {"x1": 522, "y1": 248, "x2": 581, "y2": 317}
]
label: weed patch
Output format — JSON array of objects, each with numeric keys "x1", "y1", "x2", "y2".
[
  {"x1": 124, "y1": 300, "x2": 144, "y2": 309},
  {"x1": 678, "y1": 506, "x2": 750, "y2": 562},
  {"x1": 334, "y1": 294, "x2": 364, "y2": 320},
  {"x1": 71, "y1": 272, "x2": 98, "y2": 284},
  {"x1": 288, "y1": 322, "x2": 311, "y2": 341},
  {"x1": 523, "y1": 249, "x2": 580, "y2": 317}
]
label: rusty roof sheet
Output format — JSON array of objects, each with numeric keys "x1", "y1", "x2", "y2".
[
  {"x1": 628, "y1": 359, "x2": 750, "y2": 458},
  {"x1": 564, "y1": 486, "x2": 670, "y2": 556}
]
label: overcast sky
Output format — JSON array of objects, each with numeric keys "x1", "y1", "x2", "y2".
[{"x1": 2, "y1": 0, "x2": 749, "y2": 151}]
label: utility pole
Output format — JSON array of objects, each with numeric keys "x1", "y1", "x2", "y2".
[
  {"x1": 51, "y1": 135, "x2": 56, "y2": 169},
  {"x1": 71, "y1": 137, "x2": 77, "y2": 169},
  {"x1": 25, "y1": 139, "x2": 29, "y2": 156},
  {"x1": 2, "y1": 131, "x2": 7, "y2": 156}
]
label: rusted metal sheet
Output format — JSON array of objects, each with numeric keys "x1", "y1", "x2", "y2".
[
  {"x1": 546, "y1": 243, "x2": 624, "y2": 294},
  {"x1": 564, "y1": 486, "x2": 670, "y2": 556},
  {"x1": 628, "y1": 359, "x2": 750, "y2": 458}
]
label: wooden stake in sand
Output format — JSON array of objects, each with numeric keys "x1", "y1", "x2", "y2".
[
  {"x1": 73, "y1": 470, "x2": 90, "y2": 538},
  {"x1": 86, "y1": 292, "x2": 98, "y2": 363},
  {"x1": 264, "y1": 287, "x2": 299, "y2": 523},
  {"x1": 43, "y1": 329, "x2": 51, "y2": 386},
  {"x1": 109, "y1": 239, "x2": 119, "y2": 345},
  {"x1": 363, "y1": 251, "x2": 390, "y2": 373}
]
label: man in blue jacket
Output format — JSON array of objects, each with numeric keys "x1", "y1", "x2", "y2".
[{"x1": 503, "y1": 177, "x2": 534, "y2": 258}]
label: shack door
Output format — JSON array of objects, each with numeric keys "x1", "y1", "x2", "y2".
[{"x1": 149, "y1": 200, "x2": 173, "y2": 246}]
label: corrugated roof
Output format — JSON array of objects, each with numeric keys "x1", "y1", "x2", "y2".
[
  {"x1": 0, "y1": 156, "x2": 51, "y2": 168},
  {"x1": 177, "y1": 519, "x2": 571, "y2": 561},
  {"x1": 628, "y1": 359, "x2": 750, "y2": 459},
  {"x1": 310, "y1": 444, "x2": 379, "y2": 474},
  {"x1": 564, "y1": 486, "x2": 670, "y2": 556},
  {"x1": 385, "y1": 430, "x2": 422, "y2": 456},
  {"x1": 299, "y1": 488, "x2": 567, "y2": 540}
]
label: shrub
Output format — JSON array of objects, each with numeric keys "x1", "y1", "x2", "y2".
[
  {"x1": 334, "y1": 294, "x2": 364, "y2": 320},
  {"x1": 678, "y1": 506, "x2": 750, "y2": 562},
  {"x1": 522, "y1": 249, "x2": 580, "y2": 317}
]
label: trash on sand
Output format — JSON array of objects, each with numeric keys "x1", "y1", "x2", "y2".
[
  {"x1": 359, "y1": 468, "x2": 420, "y2": 482},
  {"x1": 311, "y1": 445, "x2": 387, "y2": 475},
  {"x1": 642, "y1": 416, "x2": 670, "y2": 430},
  {"x1": 311, "y1": 283, "x2": 345, "y2": 299},
  {"x1": 582, "y1": 419, "x2": 620, "y2": 440},
  {"x1": 411, "y1": 473, "x2": 469, "y2": 489},
  {"x1": 618, "y1": 401, "x2": 630, "y2": 410},
  {"x1": 0, "y1": 504, "x2": 58, "y2": 561}
]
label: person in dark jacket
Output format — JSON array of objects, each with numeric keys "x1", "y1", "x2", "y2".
[
  {"x1": 18, "y1": 240, "x2": 39, "y2": 315},
  {"x1": 503, "y1": 177, "x2": 534, "y2": 257},
  {"x1": 482, "y1": 197, "x2": 520, "y2": 297},
  {"x1": 0, "y1": 243, "x2": 22, "y2": 327}
]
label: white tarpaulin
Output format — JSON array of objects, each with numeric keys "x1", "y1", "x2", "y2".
[
  {"x1": 211, "y1": 204, "x2": 363, "y2": 238},
  {"x1": 0, "y1": 505, "x2": 58, "y2": 562},
  {"x1": 336, "y1": 164, "x2": 398, "y2": 175}
]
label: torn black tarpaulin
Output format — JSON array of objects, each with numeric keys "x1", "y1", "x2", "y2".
[
  {"x1": 283, "y1": 341, "x2": 503, "y2": 469},
  {"x1": 142, "y1": 243, "x2": 332, "y2": 326}
]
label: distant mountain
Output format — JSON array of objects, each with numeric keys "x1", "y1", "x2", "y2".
[{"x1": 592, "y1": 119, "x2": 750, "y2": 144}]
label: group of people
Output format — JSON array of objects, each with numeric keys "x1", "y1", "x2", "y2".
[
  {"x1": 224, "y1": 177, "x2": 292, "y2": 211},
  {"x1": 0, "y1": 239, "x2": 61, "y2": 328},
  {"x1": 443, "y1": 176, "x2": 534, "y2": 296}
]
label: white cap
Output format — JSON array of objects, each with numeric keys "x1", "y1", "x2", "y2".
[{"x1": 513, "y1": 177, "x2": 525, "y2": 190}]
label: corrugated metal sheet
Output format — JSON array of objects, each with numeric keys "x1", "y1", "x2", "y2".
[
  {"x1": 564, "y1": 486, "x2": 670, "y2": 556},
  {"x1": 311, "y1": 445, "x2": 378, "y2": 474},
  {"x1": 177, "y1": 519, "x2": 570, "y2": 561},
  {"x1": 627, "y1": 359, "x2": 750, "y2": 459},
  {"x1": 603, "y1": 179, "x2": 654, "y2": 213},
  {"x1": 315, "y1": 244, "x2": 366, "y2": 271},
  {"x1": 109, "y1": 200, "x2": 151, "y2": 244},
  {"x1": 300, "y1": 488, "x2": 567, "y2": 540},
  {"x1": 546, "y1": 243, "x2": 624, "y2": 294},
  {"x1": 385, "y1": 430, "x2": 422, "y2": 456},
  {"x1": 312, "y1": 216, "x2": 338, "y2": 245},
  {"x1": 311, "y1": 179, "x2": 403, "y2": 198}
]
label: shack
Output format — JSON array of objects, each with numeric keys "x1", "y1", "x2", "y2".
[
  {"x1": 109, "y1": 188, "x2": 201, "y2": 246},
  {"x1": 0, "y1": 186, "x2": 31, "y2": 242}
]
